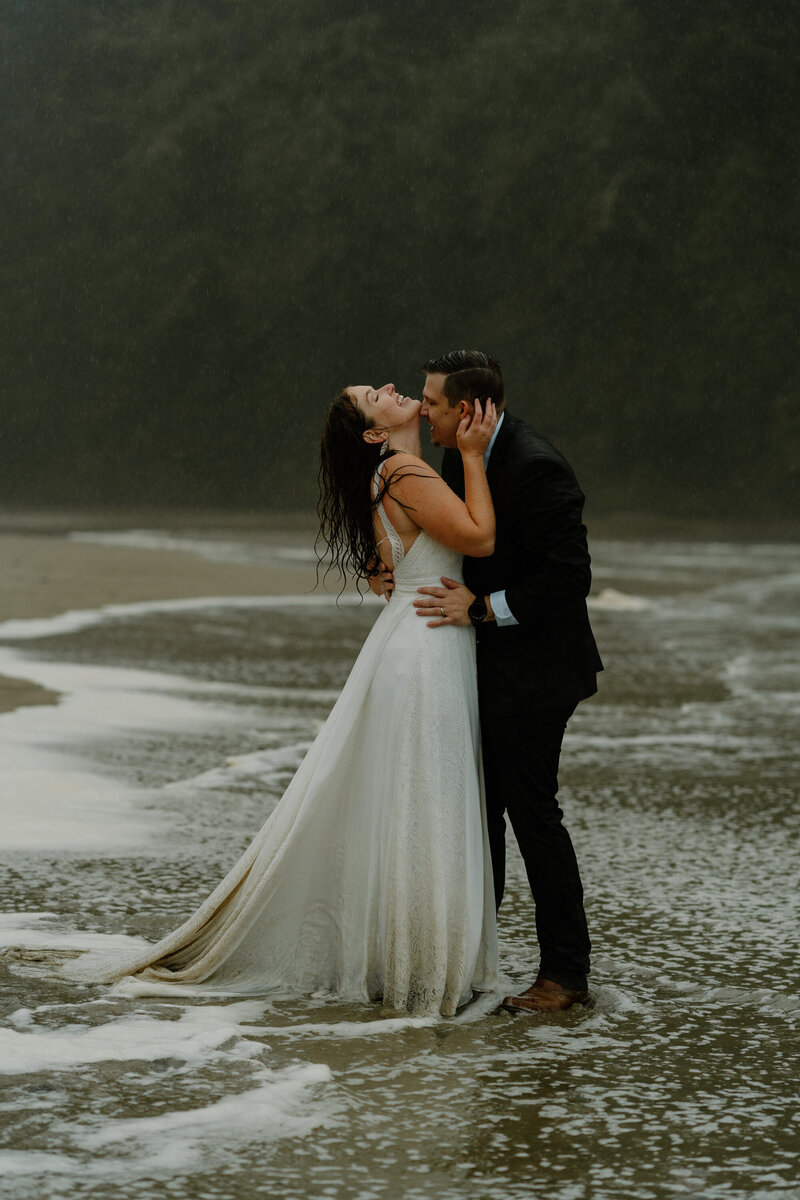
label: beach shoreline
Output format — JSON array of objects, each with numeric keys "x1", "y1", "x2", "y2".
[
  {"x1": 1, "y1": 507, "x2": 798, "y2": 541},
  {"x1": 2, "y1": 512, "x2": 797, "y2": 714},
  {"x1": 0, "y1": 529, "x2": 326, "y2": 714},
  {"x1": 0, "y1": 531, "x2": 322, "y2": 624}
]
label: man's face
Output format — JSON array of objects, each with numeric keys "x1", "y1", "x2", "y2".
[{"x1": 420, "y1": 373, "x2": 468, "y2": 449}]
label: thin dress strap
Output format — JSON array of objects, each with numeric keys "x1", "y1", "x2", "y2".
[{"x1": 372, "y1": 465, "x2": 405, "y2": 568}]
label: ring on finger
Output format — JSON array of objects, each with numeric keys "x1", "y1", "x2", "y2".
[{"x1": 440, "y1": 607, "x2": 445, "y2": 618}]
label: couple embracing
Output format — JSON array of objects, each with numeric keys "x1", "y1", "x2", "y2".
[{"x1": 70, "y1": 350, "x2": 602, "y2": 1018}]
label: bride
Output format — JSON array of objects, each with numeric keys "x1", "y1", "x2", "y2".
[{"x1": 69, "y1": 382, "x2": 499, "y2": 1017}]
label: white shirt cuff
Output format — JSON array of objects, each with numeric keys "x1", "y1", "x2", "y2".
[{"x1": 490, "y1": 590, "x2": 518, "y2": 627}]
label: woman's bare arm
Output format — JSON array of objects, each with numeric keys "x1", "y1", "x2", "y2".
[{"x1": 382, "y1": 401, "x2": 497, "y2": 557}]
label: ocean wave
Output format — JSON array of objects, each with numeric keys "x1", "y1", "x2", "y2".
[
  {"x1": 588, "y1": 588, "x2": 653, "y2": 612},
  {"x1": 1, "y1": 998, "x2": 267, "y2": 1074},
  {"x1": 69, "y1": 529, "x2": 318, "y2": 567},
  {"x1": 0, "y1": 592, "x2": 379, "y2": 643},
  {"x1": 179, "y1": 742, "x2": 314, "y2": 791}
]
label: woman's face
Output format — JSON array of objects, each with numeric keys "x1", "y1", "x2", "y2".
[{"x1": 348, "y1": 383, "x2": 421, "y2": 430}]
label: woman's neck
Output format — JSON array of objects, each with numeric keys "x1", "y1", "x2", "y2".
[{"x1": 386, "y1": 423, "x2": 422, "y2": 457}]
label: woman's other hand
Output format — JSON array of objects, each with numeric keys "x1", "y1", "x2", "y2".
[{"x1": 456, "y1": 399, "x2": 497, "y2": 459}]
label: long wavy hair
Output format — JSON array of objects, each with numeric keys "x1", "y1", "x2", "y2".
[{"x1": 317, "y1": 389, "x2": 397, "y2": 592}]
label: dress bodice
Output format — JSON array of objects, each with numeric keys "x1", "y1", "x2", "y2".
[{"x1": 373, "y1": 466, "x2": 463, "y2": 590}]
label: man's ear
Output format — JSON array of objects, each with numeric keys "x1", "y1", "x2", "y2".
[{"x1": 362, "y1": 428, "x2": 387, "y2": 446}]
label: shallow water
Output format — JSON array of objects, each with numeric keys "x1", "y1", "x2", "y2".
[{"x1": 1, "y1": 533, "x2": 799, "y2": 1199}]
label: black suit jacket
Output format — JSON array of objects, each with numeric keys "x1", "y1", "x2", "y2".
[{"x1": 442, "y1": 411, "x2": 603, "y2": 713}]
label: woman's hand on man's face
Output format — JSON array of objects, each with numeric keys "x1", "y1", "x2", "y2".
[{"x1": 456, "y1": 399, "x2": 497, "y2": 458}]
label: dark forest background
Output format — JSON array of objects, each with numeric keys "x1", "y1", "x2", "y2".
[{"x1": 2, "y1": 0, "x2": 799, "y2": 517}]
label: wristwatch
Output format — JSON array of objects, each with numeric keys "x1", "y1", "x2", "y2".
[{"x1": 468, "y1": 596, "x2": 488, "y2": 626}]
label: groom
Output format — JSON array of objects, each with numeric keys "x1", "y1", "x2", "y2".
[{"x1": 414, "y1": 350, "x2": 603, "y2": 1012}]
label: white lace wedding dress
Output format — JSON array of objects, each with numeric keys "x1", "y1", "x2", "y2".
[{"x1": 68, "y1": 478, "x2": 498, "y2": 1016}]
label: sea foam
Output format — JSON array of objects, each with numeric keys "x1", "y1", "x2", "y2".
[
  {"x1": 588, "y1": 587, "x2": 652, "y2": 612},
  {"x1": 0, "y1": 646, "x2": 252, "y2": 852},
  {"x1": 0, "y1": 593, "x2": 378, "y2": 642},
  {"x1": 69, "y1": 528, "x2": 318, "y2": 567},
  {"x1": 70, "y1": 1060, "x2": 334, "y2": 1153},
  {"x1": 0, "y1": 1001, "x2": 267, "y2": 1074}
]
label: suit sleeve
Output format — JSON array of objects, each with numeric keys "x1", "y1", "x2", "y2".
[{"x1": 503, "y1": 459, "x2": 593, "y2": 626}]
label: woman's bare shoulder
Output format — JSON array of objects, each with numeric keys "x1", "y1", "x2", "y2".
[{"x1": 381, "y1": 452, "x2": 438, "y2": 481}]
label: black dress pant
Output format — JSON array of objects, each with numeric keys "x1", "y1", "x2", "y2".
[{"x1": 479, "y1": 701, "x2": 591, "y2": 992}]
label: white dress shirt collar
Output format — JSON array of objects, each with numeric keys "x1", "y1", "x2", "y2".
[{"x1": 484, "y1": 410, "x2": 505, "y2": 467}]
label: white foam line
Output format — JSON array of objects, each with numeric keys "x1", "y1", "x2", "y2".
[
  {"x1": 593, "y1": 539, "x2": 800, "y2": 565},
  {"x1": 69, "y1": 1061, "x2": 334, "y2": 1153},
  {"x1": 0, "y1": 645, "x2": 243, "y2": 704},
  {"x1": 240, "y1": 1015, "x2": 438, "y2": 1037},
  {"x1": 0, "y1": 914, "x2": 148, "y2": 956},
  {"x1": 587, "y1": 588, "x2": 653, "y2": 613},
  {"x1": 0, "y1": 753, "x2": 166, "y2": 854},
  {"x1": 569, "y1": 732, "x2": 766, "y2": 749},
  {"x1": 0, "y1": 644, "x2": 340, "y2": 711},
  {"x1": 69, "y1": 529, "x2": 318, "y2": 567},
  {"x1": 0, "y1": 649, "x2": 255, "y2": 851},
  {"x1": 0, "y1": 1151, "x2": 80, "y2": 1177},
  {"x1": 0, "y1": 911, "x2": 61, "y2": 930},
  {"x1": 0, "y1": 1002, "x2": 267, "y2": 1074},
  {"x1": 0, "y1": 592, "x2": 380, "y2": 642},
  {"x1": 182, "y1": 742, "x2": 313, "y2": 790}
]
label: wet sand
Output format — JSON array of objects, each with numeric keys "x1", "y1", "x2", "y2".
[
  {"x1": 0, "y1": 674, "x2": 61, "y2": 713},
  {"x1": 0, "y1": 532, "x2": 321, "y2": 713},
  {"x1": 2, "y1": 525, "x2": 799, "y2": 1199}
]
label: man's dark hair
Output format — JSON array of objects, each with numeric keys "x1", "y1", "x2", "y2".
[
  {"x1": 422, "y1": 349, "x2": 504, "y2": 407},
  {"x1": 443, "y1": 367, "x2": 502, "y2": 411}
]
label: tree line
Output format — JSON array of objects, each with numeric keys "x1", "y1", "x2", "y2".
[{"x1": 2, "y1": 0, "x2": 798, "y2": 517}]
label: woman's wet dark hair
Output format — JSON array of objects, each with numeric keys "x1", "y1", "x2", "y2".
[{"x1": 317, "y1": 389, "x2": 393, "y2": 592}]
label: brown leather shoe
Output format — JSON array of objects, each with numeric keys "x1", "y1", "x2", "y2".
[{"x1": 500, "y1": 976, "x2": 589, "y2": 1013}]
